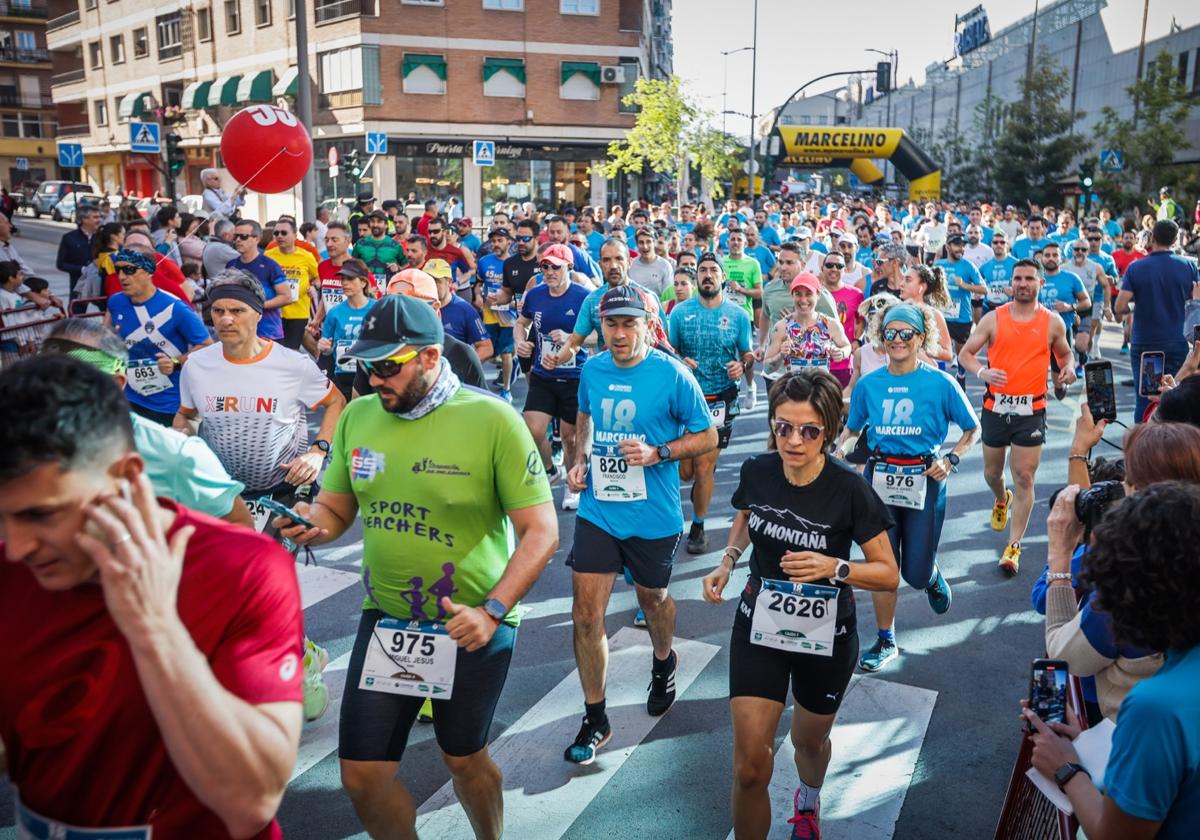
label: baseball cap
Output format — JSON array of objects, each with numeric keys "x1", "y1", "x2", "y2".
[
  {"x1": 837, "y1": 233, "x2": 857, "y2": 246},
  {"x1": 347, "y1": 295, "x2": 444, "y2": 361},
  {"x1": 456, "y1": 217, "x2": 473, "y2": 227},
  {"x1": 794, "y1": 226, "x2": 813, "y2": 239},
  {"x1": 599, "y1": 285, "x2": 648, "y2": 318},
  {"x1": 423, "y1": 258, "x2": 453, "y2": 281},
  {"x1": 386, "y1": 268, "x2": 438, "y2": 303},
  {"x1": 790, "y1": 272, "x2": 821, "y2": 294},
  {"x1": 335, "y1": 260, "x2": 371, "y2": 281},
  {"x1": 488, "y1": 226, "x2": 511, "y2": 238},
  {"x1": 541, "y1": 243, "x2": 573, "y2": 267},
  {"x1": 946, "y1": 234, "x2": 967, "y2": 245}
]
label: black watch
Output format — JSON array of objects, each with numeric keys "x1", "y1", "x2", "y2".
[
  {"x1": 656, "y1": 444, "x2": 672, "y2": 463},
  {"x1": 944, "y1": 452, "x2": 960, "y2": 468},
  {"x1": 1054, "y1": 762, "x2": 1090, "y2": 792},
  {"x1": 311, "y1": 439, "x2": 331, "y2": 454}
]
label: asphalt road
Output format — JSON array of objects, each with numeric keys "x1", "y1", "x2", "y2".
[{"x1": 0, "y1": 222, "x2": 1141, "y2": 838}]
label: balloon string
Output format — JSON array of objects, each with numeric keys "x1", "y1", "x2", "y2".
[{"x1": 238, "y1": 145, "x2": 290, "y2": 190}]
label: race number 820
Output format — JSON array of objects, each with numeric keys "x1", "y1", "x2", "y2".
[{"x1": 596, "y1": 456, "x2": 629, "y2": 474}]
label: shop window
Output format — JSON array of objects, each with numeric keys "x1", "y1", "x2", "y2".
[
  {"x1": 483, "y1": 57, "x2": 525, "y2": 98},
  {"x1": 560, "y1": 61, "x2": 600, "y2": 100},
  {"x1": 402, "y1": 53, "x2": 446, "y2": 95},
  {"x1": 394, "y1": 157, "x2": 463, "y2": 208}
]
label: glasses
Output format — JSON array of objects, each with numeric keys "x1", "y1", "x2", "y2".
[
  {"x1": 428, "y1": 229, "x2": 443, "y2": 236},
  {"x1": 515, "y1": 235, "x2": 535, "y2": 243},
  {"x1": 1087, "y1": 236, "x2": 1102, "y2": 242},
  {"x1": 771, "y1": 419, "x2": 825, "y2": 443},
  {"x1": 883, "y1": 328, "x2": 919, "y2": 342},
  {"x1": 361, "y1": 348, "x2": 421, "y2": 378},
  {"x1": 273, "y1": 230, "x2": 290, "y2": 238},
  {"x1": 539, "y1": 261, "x2": 564, "y2": 271},
  {"x1": 233, "y1": 233, "x2": 256, "y2": 241},
  {"x1": 115, "y1": 264, "x2": 140, "y2": 276},
  {"x1": 823, "y1": 261, "x2": 845, "y2": 269}
]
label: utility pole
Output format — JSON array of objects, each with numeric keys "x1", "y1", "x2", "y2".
[
  {"x1": 1025, "y1": 0, "x2": 1040, "y2": 105},
  {"x1": 748, "y1": 0, "x2": 759, "y2": 205},
  {"x1": 295, "y1": 0, "x2": 315, "y2": 219}
]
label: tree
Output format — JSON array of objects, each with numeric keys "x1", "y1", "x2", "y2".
[
  {"x1": 593, "y1": 76, "x2": 741, "y2": 200},
  {"x1": 1094, "y1": 50, "x2": 1197, "y2": 213},
  {"x1": 992, "y1": 54, "x2": 1087, "y2": 207}
]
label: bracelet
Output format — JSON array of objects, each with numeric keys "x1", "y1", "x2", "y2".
[
  {"x1": 976, "y1": 366, "x2": 989, "y2": 381},
  {"x1": 721, "y1": 546, "x2": 743, "y2": 567},
  {"x1": 1067, "y1": 454, "x2": 1090, "y2": 463},
  {"x1": 1047, "y1": 572, "x2": 1073, "y2": 581}
]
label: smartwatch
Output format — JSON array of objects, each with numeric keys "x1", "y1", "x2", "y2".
[
  {"x1": 482, "y1": 598, "x2": 508, "y2": 624},
  {"x1": 944, "y1": 452, "x2": 960, "y2": 468},
  {"x1": 834, "y1": 560, "x2": 851, "y2": 582},
  {"x1": 311, "y1": 439, "x2": 331, "y2": 454},
  {"x1": 656, "y1": 444, "x2": 672, "y2": 463},
  {"x1": 1054, "y1": 762, "x2": 1090, "y2": 792}
]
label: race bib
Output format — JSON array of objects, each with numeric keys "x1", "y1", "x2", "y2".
[
  {"x1": 789, "y1": 357, "x2": 829, "y2": 370},
  {"x1": 334, "y1": 340, "x2": 357, "y2": 374},
  {"x1": 987, "y1": 282, "x2": 1009, "y2": 304},
  {"x1": 323, "y1": 286, "x2": 344, "y2": 307},
  {"x1": 493, "y1": 301, "x2": 518, "y2": 327},
  {"x1": 995, "y1": 392, "x2": 1035, "y2": 416},
  {"x1": 750, "y1": 579, "x2": 839, "y2": 657},
  {"x1": 126, "y1": 358, "x2": 172, "y2": 397},
  {"x1": 591, "y1": 445, "x2": 647, "y2": 503},
  {"x1": 245, "y1": 497, "x2": 272, "y2": 532},
  {"x1": 938, "y1": 300, "x2": 960, "y2": 319},
  {"x1": 286, "y1": 278, "x2": 301, "y2": 302},
  {"x1": 871, "y1": 462, "x2": 928, "y2": 510},
  {"x1": 541, "y1": 336, "x2": 573, "y2": 368},
  {"x1": 707, "y1": 400, "x2": 727, "y2": 426},
  {"x1": 359, "y1": 617, "x2": 457, "y2": 699}
]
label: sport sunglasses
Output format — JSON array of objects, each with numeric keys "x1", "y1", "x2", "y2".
[{"x1": 361, "y1": 348, "x2": 421, "y2": 378}]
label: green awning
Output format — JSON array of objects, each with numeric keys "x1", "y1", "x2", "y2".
[
  {"x1": 482, "y1": 57, "x2": 525, "y2": 84},
  {"x1": 181, "y1": 80, "x2": 214, "y2": 110},
  {"x1": 236, "y1": 70, "x2": 274, "y2": 103},
  {"x1": 403, "y1": 53, "x2": 447, "y2": 80},
  {"x1": 212, "y1": 75, "x2": 242, "y2": 106},
  {"x1": 272, "y1": 66, "x2": 299, "y2": 97},
  {"x1": 118, "y1": 91, "x2": 153, "y2": 119},
  {"x1": 561, "y1": 61, "x2": 600, "y2": 86}
]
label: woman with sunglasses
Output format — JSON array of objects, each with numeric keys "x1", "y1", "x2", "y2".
[
  {"x1": 761, "y1": 272, "x2": 851, "y2": 375},
  {"x1": 701, "y1": 370, "x2": 898, "y2": 839},
  {"x1": 900, "y1": 263, "x2": 955, "y2": 363},
  {"x1": 839, "y1": 303, "x2": 978, "y2": 673}
]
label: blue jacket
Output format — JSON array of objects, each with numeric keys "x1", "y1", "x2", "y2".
[{"x1": 56, "y1": 228, "x2": 94, "y2": 288}]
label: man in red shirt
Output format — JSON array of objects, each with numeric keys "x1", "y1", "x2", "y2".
[
  {"x1": 415, "y1": 199, "x2": 439, "y2": 240},
  {"x1": 425, "y1": 216, "x2": 476, "y2": 294},
  {"x1": 1111, "y1": 226, "x2": 1148, "y2": 354},
  {"x1": 0, "y1": 355, "x2": 303, "y2": 838},
  {"x1": 103, "y1": 229, "x2": 191, "y2": 301}
]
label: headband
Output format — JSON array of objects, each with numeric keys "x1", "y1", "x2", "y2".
[
  {"x1": 881, "y1": 303, "x2": 927, "y2": 334},
  {"x1": 112, "y1": 248, "x2": 156, "y2": 274},
  {"x1": 208, "y1": 283, "x2": 265, "y2": 314},
  {"x1": 65, "y1": 346, "x2": 127, "y2": 375}
]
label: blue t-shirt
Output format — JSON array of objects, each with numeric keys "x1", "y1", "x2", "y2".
[
  {"x1": 227, "y1": 253, "x2": 286, "y2": 339},
  {"x1": 935, "y1": 258, "x2": 984, "y2": 323},
  {"x1": 856, "y1": 246, "x2": 876, "y2": 270},
  {"x1": 1121, "y1": 251, "x2": 1199, "y2": 345},
  {"x1": 745, "y1": 243, "x2": 777, "y2": 277},
  {"x1": 572, "y1": 280, "x2": 658, "y2": 344},
  {"x1": 585, "y1": 230, "x2": 606, "y2": 261},
  {"x1": 847, "y1": 362, "x2": 979, "y2": 455},
  {"x1": 1105, "y1": 644, "x2": 1200, "y2": 838},
  {"x1": 568, "y1": 242, "x2": 601, "y2": 279},
  {"x1": 667, "y1": 296, "x2": 753, "y2": 396},
  {"x1": 1011, "y1": 236, "x2": 1050, "y2": 260},
  {"x1": 980, "y1": 256, "x2": 1018, "y2": 306},
  {"x1": 1039, "y1": 270, "x2": 1086, "y2": 327},
  {"x1": 759, "y1": 225, "x2": 782, "y2": 248},
  {"x1": 577, "y1": 349, "x2": 713, "y2": 540},
  {"x1": 440, "y1": 295, "x2": 488, "y2": 345},
  {"x1": 459, "y1": 232, "x2": 482, "y2": 255},
  {"x1": 109, "y1": 290, "x2": 209, "y2": 414},
  {"x1": 520, "y1": 282, "x2": 591, "y2": 380},
  {"x1": 321, "y1": 298, "x2": 371, "y2": 374},
  {"x1": 477, "y1": 252, "x2": 505, "y2": 298},
  {"x1": 1086, "y1": 250, "x2": 1117, "y2": 303}
]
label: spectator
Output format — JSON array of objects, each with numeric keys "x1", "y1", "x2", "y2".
[
  {"x1": 76, "y1": 222, "x2": 126, "y2": 302},
  {"x1": 56, "y1": 204, "x2": 101, "y2": 301},
  {"x1": 202, "y1": 218, "x2": 239, "y2": 281},
  {"x1": 105, "y1": 230, "x2": 191, "y2": 303},
  {"x1": 152, "y1": 206, "x2": 184, "y2": 266},
  {"x1": 176, "y1": 213, "x2": 206, "y2": 265},
  {"x1": 1156, "y1": 370, "x2": 1200, "y2": 426},
  {"x1": 200, "y1": 167, "x2": 245, "y2": 221},
  {"x1": 0, "y1": 211, "x2": 32, "y2": 275}
]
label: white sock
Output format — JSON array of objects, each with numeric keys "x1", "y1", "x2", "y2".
[{"x1": 795, "y1": 780, "x2": 821, "y2": 812}]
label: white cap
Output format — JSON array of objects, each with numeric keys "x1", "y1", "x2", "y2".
[
  {"x1": 838, "y1": 233, "x2": 857, "y2": 245},
  {"x1": 795, "y1": 226, "x2": 813, "y2": 239}
]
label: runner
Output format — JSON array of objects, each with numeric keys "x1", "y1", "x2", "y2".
[
  {"x1": 899, "y1": 263, "x2": 955, "y2": 363},
  {"x1": 815, "y1": 247, "x2": 864, "y2": 387},
  {"x1": 352, "y1": 210, "x2": 404, "y2": 289},
  {"x1": 476, "y1": 226, "x2": 515, "y2": 400},
  {"x1": 935, "y1": 234, "x2": 988, "y2": 387},
  {"x1": 700, "y1": 370, "x2": 899, "y2": 839},
  {"x1": 0, "y1": 354, "x2": 303, "y2": 837},
  {"x1": 866, "y1": 241, "x2": 909, "y2": 297},
  {"x1": 1036, "y1": 242, "x2": 1090, "y2": 396},
  {"x1": 979, "y1": 229, "x2": 1016, "y2": 313},
  {"x1": 514, "y1": 242, "x2": 591, "y2": 507},
  {"x1": 957, "y1": 259, "x2": 1076, "y2": 575},
  {"x1": 838, "y1": 302, "x2": 979, "y2": 672},
  {"x1": 318, "y1": 259, "x2": 374, "y2": 399},
  {"x1": 277, "y1": 293, "x2": 558, "y2": 840},
  {"x1": 762, "y1": 273, "x2": 851, "y2": 376},
  {"x1": 105, "y1": 245, "x2": 211, "y2": 426},
  {"x1": 723, "y1": 229, "x2": 765, "y2": 408},
  {"x1": 563, "y1": 285, "x2": 717, "y2": 764},
  {"x1": 267, "y1": 217, "x2": 321, "y2": 351},
  {"x1": 1065, "y1": 240, "x2": 1105, "y2": 374},
  {"x1": 1082, "y1": 225, "x2": 1117, "y2": 360},
  {"x1": 427, "y1": 258, "x2": 493, "y2": 364},
  {"x1": 227, "y1": 220, "x2": 291, "y2": 342},
  {"x1": 668, "y1": 253, "x2": 755, "y2": 554}
]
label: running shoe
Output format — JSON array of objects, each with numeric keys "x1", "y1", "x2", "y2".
[
  {"x1": 551, "y1": 439, "x2": 564, "y2": 467},
  {"x1": 990, "y1": 489, "x2": 1013, "y2": 531},
  {"x1": 685, "y1": 521, "x2": 707, "y2": 555},
  {"x1": 787, "y1": 792, "x2": 820, "y2": 840},
  {"x1": 647, "y1": 650, "x2": 678, "y2": 716},
  {"x1": 564, "y1": 715, "x2": 612, "y2": 765},
  {"x1": 633, "y1": 608, "x2": 647, "y2": 628},
  {"x1": 859, "y1": 636, "x2": 898, "y2": 672},
  {"x1": 302, "y1": 647, "x2": 329, "y2": 722},
  {"x1": 499, "y1": 388, "x2": 512, "y2": 404},
  {"x1": 561, "y1": 488, "x2": 581, "y2": 511},
  {"x1": 418, "y1": 698, "x2": 434, "y2": 723},
  {"x1": 925, "y1": 566, "x2": 952, "y2": 614},
  {"x1": 742, "y1": 382, "x2": 758, "y2": 411},
  {"x1": 999, "y1": 543, "x2": 1021, "y2": 577},
  {"x1": 305, "y1": 638, "x2": 329, "y2": 672},
  {"x1": 1074, "y1": 365, "x2": 1085, "y2": 380},
  {"x1": 546, "y1": 465, "x2": 563, "y2": 486}
]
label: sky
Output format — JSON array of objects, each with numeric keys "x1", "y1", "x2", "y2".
[{"x1": 672, "y1": 0, "x2": 1200, "y2": 135}]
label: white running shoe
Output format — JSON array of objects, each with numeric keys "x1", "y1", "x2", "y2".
[
  {"x1": 741, "y1": 382, "x2": 758, "y2": 411},
  {"x1": 561, "y1": 488, "x2": 580, "y2": 510}
]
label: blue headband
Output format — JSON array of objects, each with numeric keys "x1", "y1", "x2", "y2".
[
  {"x1": 881, "y1": 303, "x2": 927, "y2": 334},
  {"x1": 113, "y1": 248, "x2": 156, "y2": 274}
]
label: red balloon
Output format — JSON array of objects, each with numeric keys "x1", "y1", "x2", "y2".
[{"x1": 220, "y1": 105, "x2": 312, "y2": 194}]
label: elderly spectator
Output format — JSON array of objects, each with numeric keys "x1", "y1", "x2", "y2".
[{"x1": 200, "y1": 167, "x2": 245, "y2": 220}]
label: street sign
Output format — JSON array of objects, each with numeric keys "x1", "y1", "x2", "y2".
[
  {"x1": 327, "y1": 146, "x2": 339, "y2": 166},
  {"x1": 366, "y1": 132, "x2": 388, "y2": 155},
  {"x1": 329, "y1": 164, "x2": 340, "y2": 178},
  {"x1": 15, "y1": 157, "x2": 27, "y2": 171},
  {"x1": 130, "y1": 122, "x2": 161, "y2": 154},
  {"x1": 742, "y1": 159, "x2": 760, "y2": 175},
  {"x1": 473, "y1": 140, "x2": 495, "y2": 167},
  {"x1": 57, "y1": 143, "x2": 83, "y2": 168},
  {"x1": 1099, "y1": 149, "x2": 1124, "y2": 173}
]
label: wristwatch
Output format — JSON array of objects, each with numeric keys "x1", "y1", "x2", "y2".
[
  {"x1": 656, "y1": 444, "x2": 673, "y2": 463},
  {"x1": 311, "y1": 439, "x2": 331, "y2": 454},
  {"x1": 482, "y1": 598, "x2": 508, "y2": 625},
  {"x1": 834, "y1": 560, "x2": 852, "y2": 582},
  {"x1": 944, "y1": 452, "x2": 960, "y2": 473},
  {"x1": 1054, "y1": 762, "x2": 1090, "y2": 792}
]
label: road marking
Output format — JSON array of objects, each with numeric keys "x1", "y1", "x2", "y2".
[
  {"x1": 319, "y1": 540, "x2": 364, "y2": 563},
  {"x1": 295, "y1": 561, "x2": 360, "y2": 610},
  {"x1": 414, "y1": 627, "x2": 721, "y2": 839},
  {"x1": 290, "y1": 651, "x2": 351, "y2": 782},
  {"x1": 725, "y1": 675, "x2": 937, "y2": 840}
]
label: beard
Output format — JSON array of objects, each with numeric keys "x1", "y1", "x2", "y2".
[
  {"x1": 379, "y1": 374, "x2": 431, "y2": 415},
  {"x1": 698, "y1": 284, "x2": 720, "y2": 299}
]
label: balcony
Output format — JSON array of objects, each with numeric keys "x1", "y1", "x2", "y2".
[
  {"x1": 55, "y1": 122, "x2": 89, "y2": 136},
  {"x1": 46, "y1": 8, "x2": 78, "y2": 30},
  {"x1": 315, "y1": 0, "x2": 372, "y2": 24},
  {"x1": 51, "y1": 67, "x2": 84, "y2": 86},
  {"x1": 0, "y1": 47, "x2": 51, "y2": 64},
  {"x1": 0, "y1": 91, "x2": 54, "y2": 108},
  {"x1": 0, "y1": 2, "x2": 48, "y2": 18}
]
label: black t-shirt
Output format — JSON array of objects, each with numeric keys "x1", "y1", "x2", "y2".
[
  {"x1": 730, "y1": 453, "x2": 893, "y2": 634},
  {"x1": 868, "y1": 277, "x2": 903, "y2": 298},
  {"x1": 353, "y1": 334, "x2": 487, "y2": 396},
  {"x1": 502, "y1": 253, "x2": 539, "y2": 297}
]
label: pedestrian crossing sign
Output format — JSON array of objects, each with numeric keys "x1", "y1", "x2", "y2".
[
  {"x1": 473, "y1": 140, "x2": 495, "y2": 167},
  {"x1": 130, "y1": 121, "x2": 161, "y2": 154}
]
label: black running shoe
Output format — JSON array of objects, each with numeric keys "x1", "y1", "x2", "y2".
[
  {"x1": 564, "y1": 715, "x2": 612, "y2": 765},
  {"x1": 686, "y1": 522, "x2": 707, "y2": 555},
  {"x1": 647, "y1": 650, "x2": 678, "y2": 716}
]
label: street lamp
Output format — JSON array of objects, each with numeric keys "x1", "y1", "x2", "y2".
[
  {"x1": 748, "y1": 0, "x2": 759, "y2": 204},
  {"x1": 865, "y1": 47, "x2": 898, "y2": 184},
  {"x1": 721, "y1": 46, "x2": 753, "y2": 138}
]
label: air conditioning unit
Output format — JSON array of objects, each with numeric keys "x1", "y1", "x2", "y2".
[{"x1": 601, "y1": 65, "x2": 626, "y2": 84}]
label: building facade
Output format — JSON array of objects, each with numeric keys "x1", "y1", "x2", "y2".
[
  {"x1": 47, "y1": 0, "x2": 672, "y2": 217},
  {"x1": 0, "y1": 0, "x2": 56, "y2": 192}
]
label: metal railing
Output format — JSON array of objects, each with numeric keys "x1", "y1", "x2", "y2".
[
  {"x1": 315, "y1": 0, "x2": 372, "y2": 24},
  {"x1": 0, "y1": 47, "x2": 50, "y2": 63},
  {"x1": 46, "y1": 8, "x2": 79, "y2": 30},
  {"x1": 56, "y1": 122, "x2": 91, "y2": 136},
  {"x1": 0, "y1": 91, "x2": 54, "y2": 108},
  {"x1": 51, "y1": 67, "x2": 85, "y2": 86},
  {"x1": 0, "y1": 2, "x2": 48, "y2": 18}
]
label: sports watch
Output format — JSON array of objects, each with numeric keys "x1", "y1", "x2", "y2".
[
  {"x1": 834, "y1": 561, "x2": 852, "y2": 582},
  {"x1": 311, "y1": 439, "x2": 331, "y2": 454},
  {"x1": 944, "y1": 452, "x2": 960, "y2": 468},
  {"x1": 1054, "y1": 762, "x2": 1090, "y2": 792},
  {"x1": 656, "y1": 444, "x2": 673, "y2": 463},
  {"x1": 482, "y1": 598, "x2": 508, "y2": 624}
]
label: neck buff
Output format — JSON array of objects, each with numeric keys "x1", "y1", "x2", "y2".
[{"x1": 394, "y1": 357, "x2": 460, "y2": 420}]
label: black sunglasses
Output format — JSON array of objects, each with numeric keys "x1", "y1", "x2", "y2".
[
  {"x1": 115, "y1": 264, "x2": 140, "y2": 275},
  {"x1": 1087, "y1": 236, "x2": 1102, "y2": 241},
  {"x1": 539, "y1": 261, "x2": 564, "y2": 271},
  {"x1": 233, "y1": 233, "x2": 256, "y2": 241},
  {"x1": 883, "y1": 327, "x2": 919, "y2": 342},
  {"x1": 515, "y1": 235, "x2": 535, "y2": 243},
  {"x1": 823, "y1": 261, "x2": 845, "y2": 269},
  {"x1": 361, "y1": 348, "x2": 421, "y2": 379},
  {"x1": 273, "y1": 230, "x2": 290, "y2": 237}
]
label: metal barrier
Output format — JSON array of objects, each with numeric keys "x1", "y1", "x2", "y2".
[{"x1": 0, "y1": 297, "x2": 107, "y2": 369}]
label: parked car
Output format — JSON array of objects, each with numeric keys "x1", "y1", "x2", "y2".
[
  {"x1": 50, "y1": 191, "x2": 100, "y2": 223},
  {"x1": 29, "y1": 181, "x2": 97, "y2": 218}
]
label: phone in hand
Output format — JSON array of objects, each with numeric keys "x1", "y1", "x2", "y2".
[
  {"x1": 1138, "y1": 351, "x2": 1166, "y2": 398},
  {"x1": 255, "y1": 497, "x2": 317, "y2": 529},
  {"x1": 1084, "y1": 360, "x2": 1117, "y2": 423},
  {"x1": 1028, "y1": 659, "x2": 1069, "y2": 732}
]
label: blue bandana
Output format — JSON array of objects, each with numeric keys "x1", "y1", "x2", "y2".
[
  {"x1": 881, "y1": 303, "x2": 927, "y2": 334},
  {"x1": 112, "y1": 248, "x2": 156, "y2": 274}
]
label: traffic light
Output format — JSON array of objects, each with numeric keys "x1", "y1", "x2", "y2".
[
  {"x1": 1078, "y1": 158, "x2": 1095, "y2": 189},
  {"x1": 346, "y1": 148, "x2": 362, "y2": 181},
  {"x1": 165, "y1": 132, "x2": 185, "y2": 176},
  {"x1": 876, "y1": 62, "x2": 891, "y2": 93}
]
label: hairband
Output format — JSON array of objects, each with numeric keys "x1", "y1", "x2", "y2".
[
  {"x1": 112, "y1": 248, "x2": 156, "y2": 274},
  {"x1": 208, "y1": 283, "x2": 265, "y2": 314}
]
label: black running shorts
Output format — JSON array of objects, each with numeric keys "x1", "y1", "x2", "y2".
[
  {"x1": 980, "y1": 409, "x2": 1047, "y2": 448},
  {"x1": 567, "y1": 516, "x2": 680, "y2": 589}
]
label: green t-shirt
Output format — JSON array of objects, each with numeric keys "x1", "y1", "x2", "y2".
[
  {"x1": 323, "y1": 387, "x2": 552, "y2": 625},
  {"x1": 351, "y1": 236, "x2": 405, "y2": 281},
  {"x1": 722, "y1": 255, "x2": 762, "y2": 318}
]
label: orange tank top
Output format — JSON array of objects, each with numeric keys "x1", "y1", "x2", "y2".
[{"x1": 984, "y1": 303, "x2": 1051, "y2": 413}]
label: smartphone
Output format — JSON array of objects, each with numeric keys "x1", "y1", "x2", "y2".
[
  {"x1": 1084, "y1": 360, "x2": 1117, "y2": 423},
  {"x1": 1138, "y1": 351, "x2": 1165, "y2": 398},
  {"x1": 256, "y1": 497, "x2": 317, "y2": 529},
  {"x1": 1028, "y1": 659, "x2": 1069, "y2": 732}
]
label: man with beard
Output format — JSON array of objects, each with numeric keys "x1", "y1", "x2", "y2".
[
  {"x1": 1036, "y1": 242, "x2": 1090, "y2": 395},
  {"x1": 424, "y1": 215, "x2": 477, "y2": 292},
  {"x1": 545, "y1": 214, "x2": 601, "y2": 281},
  {"x1": 278, "y1": 293, "x2": 558, "y2": 840},
  {"x1": 668, "y1": 253, "x2": 754, "y2": 554},
  {"x1": 352, "y1": 211, "x2": 404, "y2": 289},
  {"x1": 935, "y1": 234, "x2": 988, "y2": 387}
]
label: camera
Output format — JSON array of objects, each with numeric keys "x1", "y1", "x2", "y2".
[{"x1": 1049, "y1": 480, "x2": 1126, "y2": 534}]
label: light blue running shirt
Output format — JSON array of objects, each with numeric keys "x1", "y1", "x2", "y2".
[
  {"x1": 667, "y1": 296, "x2": 752, "y2": 395},
  {"x1": 847, "y1": 362, "x2": 979, "y2": 456}
]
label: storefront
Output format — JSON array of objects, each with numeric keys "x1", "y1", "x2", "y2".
[{"x1": 82, "y1": 152, "x2": 126, "y2": 196}]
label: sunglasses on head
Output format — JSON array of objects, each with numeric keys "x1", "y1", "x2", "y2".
[
  {"x1": 883, "y1": 327, "x2": 919, "y2": 342},
  {"x1": 361, "y1": 348, "x2": 421, "y2": 378},
  {"x1": 233, "y1": 232, "x2": 256, "y2": 241},
  {"x1": 115, "y1": 264, "x2": 140, "y2": 275},
  {"x1": 771, "y1": 419, "x2": 824, "y2": 442},
  {"x1": 515, "y1": 235, "x2": 535, "y2": 243}
]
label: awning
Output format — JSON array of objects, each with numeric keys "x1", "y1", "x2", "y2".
[
  {"x1": 561, "y1": 61, "x2": 600, "y2": 87},
  {"x1": 117, "y1": 91, "x2": 154, "y2": 119},
  {"x1": 236, "y1": 69, "x2": 274, "y2": 103},
  {"x1": 482, "y1": 57, "x2": 525, "y2": 84},
  {"x1": 211, "y1": 75, "x2": 242, "y2": 106},
  {"x1": 272, "y1": 66, "x2": 299, "y2": 97},
  {"x1": 181, "y1": 80, "x2": 214, "y2": 110},
  {"x1": 403, "y1": 53, "x2": 447, "y2": 80}
]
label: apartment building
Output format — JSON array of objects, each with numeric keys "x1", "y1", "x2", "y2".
[
  {"x1": 47, "y1": 0, "x2": 672, "y2": 216},
  {"x1": 0, "y1": 0, "x2": 56, "y2": 191}
]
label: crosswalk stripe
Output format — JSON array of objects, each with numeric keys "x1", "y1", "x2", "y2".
[
  {"x1": 295, "y1": 562, "x2": 360, "y2": 610},
  {"x1": 290, "y1": 652, "x2": 352, "y2": 782},
  {"x1": 414, "y1": 627, "x2": 721, "y2": 839},
  {"x1": 724, "y1": 674, "x2": 937, "y2": 840}
]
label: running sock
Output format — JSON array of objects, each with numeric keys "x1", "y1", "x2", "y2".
[
  {"x1": 795, "y1": 779, "x2": 822, "y2": 812},
  {"x1": 877, "y1": 627, "x2": 895, "y2": 643},
  {"x1": 652, "y1": 652, "x2": 674, "y2": 672},
  {"x1": 1078, "y1": 350, "x2": 1088, "y2": 366},
  {"x1": 585, "y1": 700, "x2": 607, "y2": 725},
  {"x1": 692, "y1": 518, "x2": 704, "y2": 527}
]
